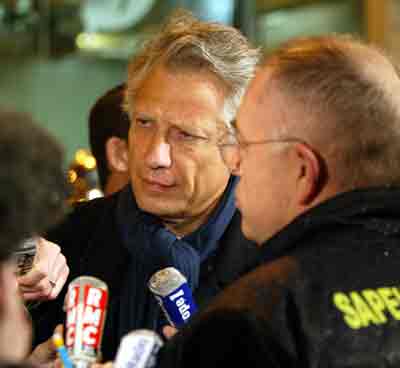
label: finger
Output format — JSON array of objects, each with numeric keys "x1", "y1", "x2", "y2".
[
  {"x1": 49, "y1": 265, "x2": 69, "y2": 300},
  {"x1": 18, "y1": 238, "x2": 62, "y2": 289},
  {"x1": 49, "y1": 252, "x2": 67, "y2": 284},
  {"x1": 54, "y1": 358, "x2": 64, "y2": 368},
  {"x1": 163, "y1": 325, "x2": 178, "y2": 339},
  {"x1": 28, "y1": 331, "x2": 59, "y2": 365},
  {"x1": 37, "y1": 238, "x2": 61, "y2": 264},
  {"x1": 21, "y1": 291, "x2": 50, "y2": 301},
  {"x1": 34, "y1": 238, "x2": 61, "y2": 275},
  {"x1": 52, "y1": 324, "x2": 64, "y2": 350},
  {"x1": 17, "y1": 264, "x2": 47, "y2": 286},
  {"x1": 20, "y1": 280, "x2": 53, "y2": 301},
  {"x1": 92, "y1": 362, "x2": 113, "y2": 368},
  {"x1": 18, "y1": 238, "x2": 60, "y2": 286},
  {"x1": 53, "y1": 323, "x2": 64, "y2": 335},
  {"x1": 19, "y1": 277, "x2": 52, "y2": 294}
]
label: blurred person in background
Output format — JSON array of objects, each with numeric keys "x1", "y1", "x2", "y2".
[
  {"x1": 67, "y1": 84, "x2": 130, "y2": 204},
  {"x1": 88, "y1": 83, "x2": 130, "y2": 196},
  {"x1": 0, "y1": 109, "x2": 67, "y2": 364},
  {"x1": 158, "y1": 35, "x2": 400, "y2": 368},
  {"x1": 32, "y1": 10, "x2": 261, "y2": 361}
]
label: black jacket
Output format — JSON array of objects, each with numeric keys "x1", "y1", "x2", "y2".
[
  {"x1": 31, "y1": 191, "x2": 260, "y2": 360},
  {"x1": 159, "y1": 188, "x2": 400, "y2": 368}
]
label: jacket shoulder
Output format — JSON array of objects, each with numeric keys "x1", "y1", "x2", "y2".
[
  {"x1": 45, "y1": 194, "x2": 121, "y2": 275},
  {"x1": 215, "y1": 211, "x2": 261, "y2": 284}
]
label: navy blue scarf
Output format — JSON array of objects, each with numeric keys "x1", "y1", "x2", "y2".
[{"x1": 114, "y1": 176, "x2": 237, "y2": 339}]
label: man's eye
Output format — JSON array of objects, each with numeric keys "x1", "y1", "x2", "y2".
[
  {"x1": 178, "y1": 130, "x2": 196, "y2": 140},
  {"x1": 136, "y1": 118, "x2": 152, "y2": 127}
]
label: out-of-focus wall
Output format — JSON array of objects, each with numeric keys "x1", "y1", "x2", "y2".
[
  {"x1": 365, "y1": 0, "x2": 400, "y2": 63},
  {"x1": 256, "y1": 0, "x2": 362, "y2": 52},
  {"x1": 0, "y1": 56, "x2": 126, "y2": 161}
]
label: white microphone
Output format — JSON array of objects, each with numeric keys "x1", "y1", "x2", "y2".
[{"x1": 114, "y1": 330, "x2": 163, "y2": 368}]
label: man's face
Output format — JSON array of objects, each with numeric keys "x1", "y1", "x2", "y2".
[
  {"x1": 0, "y1": 261, "x2": 31, "y2": 361},
  {"x1": 127, "y1": 64, "x2": 230, "y2": 227},
  {"x1": 235, "y1": 70, "x2": 298, "y2": 245}
]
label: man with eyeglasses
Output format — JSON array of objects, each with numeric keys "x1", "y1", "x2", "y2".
[
  {"x1": 158, "y1": 35, "x2": 400, "y2": 368},
  {"x1": 31, "y1": 10, "x2": 261, "y2": 361}
]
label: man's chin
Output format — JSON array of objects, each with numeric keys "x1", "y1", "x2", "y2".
[
  {"x1": 137, "y1": 197, "x2": 186, "y2": 218},
  {"x1": 240, "y1": 219, "x2": 261, "y2": 245}
]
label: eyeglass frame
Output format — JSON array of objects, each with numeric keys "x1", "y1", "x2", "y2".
[{"x1": 217, "y1": 131, "x2": 308, "y2": 173}]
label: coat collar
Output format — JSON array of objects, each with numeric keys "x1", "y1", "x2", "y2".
[{"x1": 259, "y1": 187, "x2": 400, "y2": 264}]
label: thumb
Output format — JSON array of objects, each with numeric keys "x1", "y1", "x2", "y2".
[
  {"x1": 53, "y1": 324, "x2": 64, "y2": 339},
  {"x1": 163, "y1": 325, "x2": 178, "y2": 340},
  {"x1": 43, "y1": 324, "x2": 64, "y2": 359},
  {"x1": 28, "y1": 329, "x2": 59, "y2": 365}
]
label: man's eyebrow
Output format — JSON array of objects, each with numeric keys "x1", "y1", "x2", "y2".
[
  {"x1": 170, "y1": 122, "x2": 209, "y2": 137},
  {"x1": 134, "y1": 112, "x2": 156, "y2": 122}
]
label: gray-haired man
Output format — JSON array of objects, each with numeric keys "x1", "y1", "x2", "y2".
[{"x1": 33, "y1": 11, "x2": 261, "y2": 360}]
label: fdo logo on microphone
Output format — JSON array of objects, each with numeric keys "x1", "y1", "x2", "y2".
[
  {"x1": 163, "y1": 284, "x2": 195, "y2": 323},
  {"x1": 65, "y1": 276, "x2": 108, "y2": 359},
  {"x1": 149, "y1": 267, "x2": 197, "y2": 327}
]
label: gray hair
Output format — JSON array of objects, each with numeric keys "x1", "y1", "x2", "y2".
[
  {"x1": 124, "y1": 10, "x2": 260, "y2": 129},
  {"x1": 264, "y1": 35, "x2": 400, "y2": 189}
]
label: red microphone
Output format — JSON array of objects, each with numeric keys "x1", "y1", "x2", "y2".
[{"x1": 65, "y1": 276, "x2": 108, "y2": 368}]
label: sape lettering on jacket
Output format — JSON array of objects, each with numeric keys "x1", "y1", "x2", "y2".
[{"x1": 333, "y1": 286, "x2": 400, "y2": 329}]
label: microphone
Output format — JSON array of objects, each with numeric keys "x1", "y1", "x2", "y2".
[
  {"x1": 65, "y1": 276, "x2": 109, "y2": 368},
  {"x1": 148, "y1": 267, "x2": 197, "y2": 328},
  {"x1": 114, "y1": 330, "x2": 163, "y2": 368},
  {"x1": 14, "y1": 236, "x2": 37, "y2": 276}
]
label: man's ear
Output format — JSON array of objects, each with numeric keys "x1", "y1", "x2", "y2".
[
  {"x1": 293, "y1": 143, "x2": 322, "y2": 205},
  {"x1": 105, "y1": 137, "x2": 129, "y2": 173}
]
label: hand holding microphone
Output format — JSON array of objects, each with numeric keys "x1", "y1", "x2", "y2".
[{"x1": 17, "y1": 237, "x2": 69, "y2": 301}]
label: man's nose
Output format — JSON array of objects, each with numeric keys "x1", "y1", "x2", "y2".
[{"x1": 146, "y1": 137, "x2": 172, "y2": 169}]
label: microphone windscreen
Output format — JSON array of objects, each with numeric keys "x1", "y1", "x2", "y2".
[
  {"x1": 148, "y1": 267, "x2": 197, "y2": 327},
  {"x1": 65, "y1": 276, "x2": 109, "y2": 366},
  {"x1": 114, "y1": 329, "x2": 163, "y2": 368}
]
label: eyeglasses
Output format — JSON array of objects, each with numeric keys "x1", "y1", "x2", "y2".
[{"x1": 217, "y1": 132, "x2": 306, "y2": 173}]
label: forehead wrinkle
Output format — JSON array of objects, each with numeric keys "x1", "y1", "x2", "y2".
[
  {"x1": 133, "y1": 65, "x2": 227, "y2": 137},
  {"x1": 140, "y1": 109, "x2": 225, "y2": 140},
  {"x1": 135, "y1": 96, "x2": 222, "y2": 138}
]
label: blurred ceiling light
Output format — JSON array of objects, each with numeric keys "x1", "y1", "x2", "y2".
[
  {"x1": 76, "y1": 31, "x2": 149, "y2": 59},
  {"x1": 75, "y1": 148, "x2": 96, "y2": 170},
  {"x1": 86, "y1": 188, "x2": 104, "y2": 201},
  {"x1": 80, "y1": 0, "x2": 156, "y2": 33}
]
